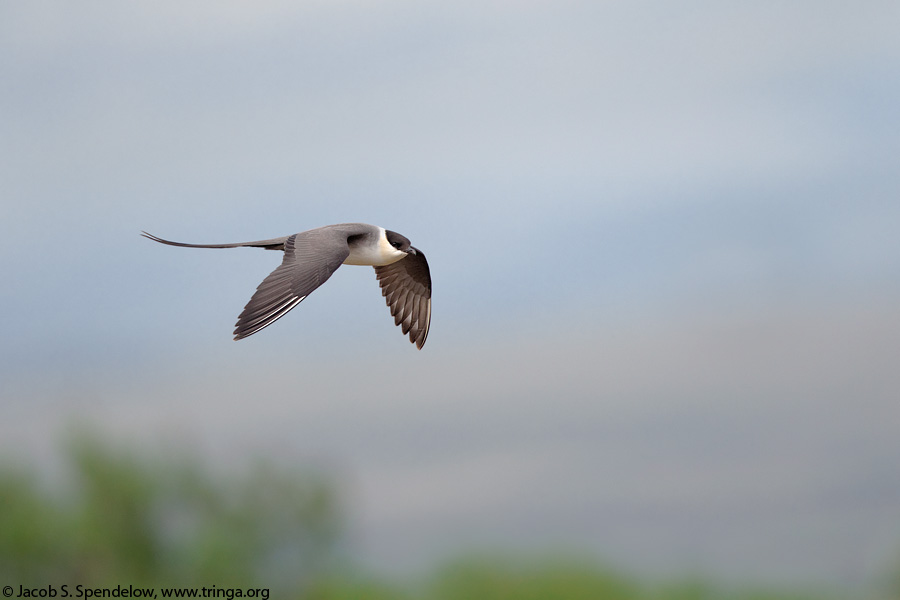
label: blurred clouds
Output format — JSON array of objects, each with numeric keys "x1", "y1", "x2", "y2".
[
  {"x1": 5, "y1": 2, "x2": 895, "y2": 203},
  {"x1": 2, "y1": 0, "x2": 899, "y2": 590}
]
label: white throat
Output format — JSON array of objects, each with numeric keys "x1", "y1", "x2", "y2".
[{"x1": 344, "y1": 227, "x2": 408, "y2": 266}]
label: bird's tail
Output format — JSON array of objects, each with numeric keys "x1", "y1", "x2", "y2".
[{"x1": 141, "y1": 231, "x2": 289, "y2": 251}]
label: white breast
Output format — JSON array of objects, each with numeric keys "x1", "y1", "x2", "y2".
[{"x1": 343, "y1": 227, "x2": 408, "y2": 266}]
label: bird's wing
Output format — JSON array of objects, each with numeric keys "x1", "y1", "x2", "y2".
[
  {"x1": 374, "y1": 248, "x2": 432, "y2": 349},
  {"x1": 141, "y1": 231, "x2": 290, "y2": 250},
  {"x1": 233, "y1": 230, "x2": 350, "y2": 340}
]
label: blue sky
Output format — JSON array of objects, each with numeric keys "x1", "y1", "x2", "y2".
[{"x1": 2, "y1": 0, "x2": 900, "y2": 589}]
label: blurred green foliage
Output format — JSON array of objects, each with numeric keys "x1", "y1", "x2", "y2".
[
  {"x1": 0, "y1": 433, "x2": 854, "y2": 599},
  {"x1": 0, "y1": 433, "x2": 339, "y2": 594}
]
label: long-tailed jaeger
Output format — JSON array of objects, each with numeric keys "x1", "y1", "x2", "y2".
[{"x1": 142, "y1": 223, "x2": 431, "y2": 349}]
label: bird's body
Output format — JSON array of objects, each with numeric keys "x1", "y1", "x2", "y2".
[{"x1": 142, "y1": 223, "x2": 431, "y2": 348}]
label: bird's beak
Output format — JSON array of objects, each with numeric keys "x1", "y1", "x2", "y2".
[{"x1": 406, "y1": 247, "x2": 418, "y2": 255}]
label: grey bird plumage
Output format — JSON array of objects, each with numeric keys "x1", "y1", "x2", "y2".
[{"x1": 142, "y1": 223, "x2": 431, "y2": 349}]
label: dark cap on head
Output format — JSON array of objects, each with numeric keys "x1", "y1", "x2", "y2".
[{"x1": 385, "y1": 230, "x2": 411, "y2": 251}]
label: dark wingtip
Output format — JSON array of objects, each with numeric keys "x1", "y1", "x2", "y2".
[
  {"x1": 232, "y1": 325, "x2": 253, "y2": 341},
  {"x1": 414, "y1": 329, "x2": 427, "y2": 349}
]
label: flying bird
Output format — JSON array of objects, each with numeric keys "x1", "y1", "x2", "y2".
[{"x1": 142, "y1": 223, "x2": 431, "y2": 348}]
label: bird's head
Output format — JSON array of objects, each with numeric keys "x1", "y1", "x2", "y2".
[{"x1": 385, "y1": 230, "x2": 412, "y2": 253}]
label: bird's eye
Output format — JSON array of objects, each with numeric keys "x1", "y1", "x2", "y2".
[{"x1": 392, "y1": 242, "x2": 402, "y2": 249}]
